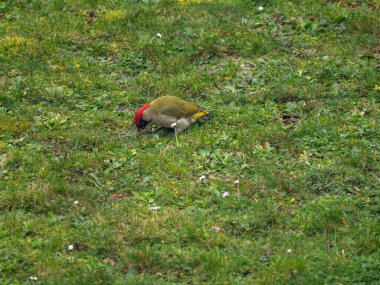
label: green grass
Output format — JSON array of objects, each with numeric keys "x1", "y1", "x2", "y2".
[{"x1": 1, "y1": 0, "x2": 379, "y2": 284}]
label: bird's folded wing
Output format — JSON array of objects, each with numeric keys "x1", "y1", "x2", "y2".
[{"x1": 157, "y1": 101, "x2": 200, "y2": 117}]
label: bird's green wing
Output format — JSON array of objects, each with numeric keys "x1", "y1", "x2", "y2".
[{"x1": 151, "y1": 96, "x2": 200, "y2": 117}]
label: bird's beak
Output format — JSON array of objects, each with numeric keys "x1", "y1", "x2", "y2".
[{"x1": 136, "y1": 120, "x2": 150, "y2": 134}]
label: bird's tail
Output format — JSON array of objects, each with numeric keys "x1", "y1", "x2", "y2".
[{"x1": 193, "y1": 109, "x2": 212, "y2": 120}]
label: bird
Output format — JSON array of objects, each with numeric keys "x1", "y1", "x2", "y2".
[{"x1": 134, "y1": 95, "x2": 210, "y2": 135}]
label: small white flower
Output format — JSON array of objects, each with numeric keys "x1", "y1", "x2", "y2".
[
  {"x1": 74, "y1": 200, "x2": 79, "y2": 205},
  {"x1": 149, "y1": 206, "x2": 161, "y2": 210},
  {"x1": 234, "y1": 180, "x2": 240, "y2": 184},
  {"x1": 29, "y1": 276, "x2": 38, "y2": 281},
  {"x1": 287, "y1": 249, "x2": 292, "y2": 253},
  {"x1": 157, "y1": 33, "x2": 162, "y2": 39},
  {"x1": 199, "y1": 175, "x2": 206, "y2": 181},
  {"x1": 170, "y1": 122, "x2": 177, "y2": 128},
  {"x1": 222, "y1": 192, "x2": 229, "y2": 198},
  {"x1": 258, "y1": 6, "x2": 264, "y2": 11},
  {"x1": 68, "y1": 244, "x2": 74, "y2": 251}
]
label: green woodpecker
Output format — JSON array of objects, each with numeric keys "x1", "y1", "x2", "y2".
[{"x1": 134, "y1": 95, "x2": 210, "y2": 133}]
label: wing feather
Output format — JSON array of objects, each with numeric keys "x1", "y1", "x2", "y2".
[{"x1": 151, "y1": 96, "x2": 200, "y2": 117}]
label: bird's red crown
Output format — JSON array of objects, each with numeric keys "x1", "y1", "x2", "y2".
[{"x1": 134, "y1": 104, "x2": 151, "y2": 128}]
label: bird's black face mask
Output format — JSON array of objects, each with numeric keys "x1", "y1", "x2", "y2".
[{"x1": 137, "y1": 119, "x2": 150, "y2": 132}]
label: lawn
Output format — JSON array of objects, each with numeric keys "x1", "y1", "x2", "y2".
[{"x1": 0, "y1": 0, "x2": 379, "y2": 284}]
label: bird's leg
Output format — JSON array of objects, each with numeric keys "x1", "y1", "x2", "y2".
[
  {"x1": 171, "y1": 122, "x2": 179, "y2": 146},
  {"x1": 151, "y1": 127, "x2": 164, "y2": 134},
  {"x1": 174, "y1": 128, "x2": 179, "y2": 146}
]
